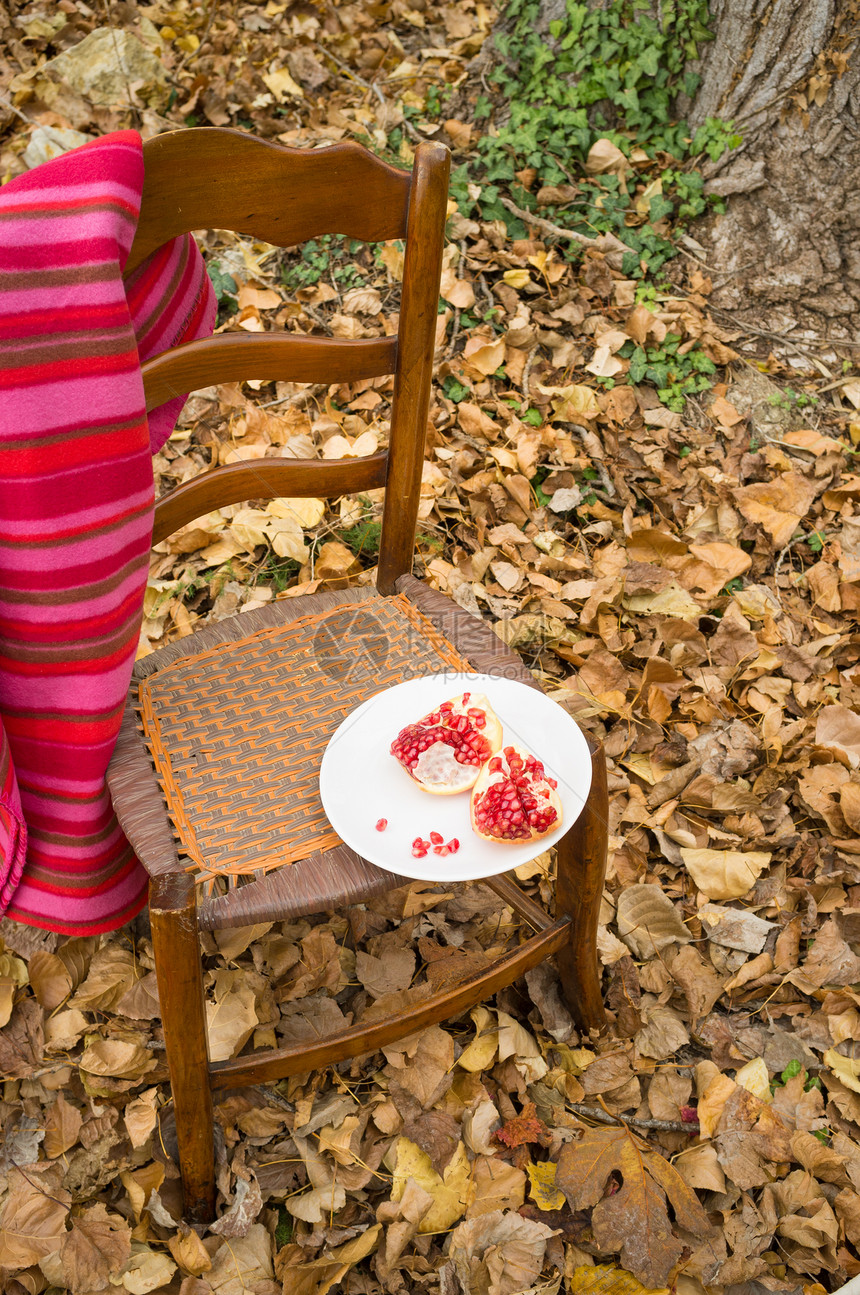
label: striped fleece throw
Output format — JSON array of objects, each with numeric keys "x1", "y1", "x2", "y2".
[{"x1": 0, "y1": 130, "x2": 216, "y2": 935}]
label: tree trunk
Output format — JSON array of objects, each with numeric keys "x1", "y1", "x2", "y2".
[
  {"x1": 476, "y1": 0, "x2": 860, "y2": 339},
  {"x1": 681, "y1": 0, "x2": 860, "y2": 338}
]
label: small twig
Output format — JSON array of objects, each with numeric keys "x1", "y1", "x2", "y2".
[
  {"x1": 449, "y1": 239, "x2": 467, "y2": 354},
  {"x1": 569, "y1": 1103, "x2": 699, "y2": 1134},
  {"x1": 521, "y1": 345, "x2": 539, "y2": 403},
  {"x1": 99, "y1": 1, "x2": 139, "y2": 117},
  {"x1": 0, "y1": 93, "x2": 34, "y2": 126},
  {"x1": 173, "y1": 5, "x2": 216, "y2": 77},
  {"x1": 497, "y1": 195, "x2": 634, "y2": 255},
  {"x1": 317, "y1": 44, "x2": 422, "y2": 141},
  {"x1": 774, "y1": 528, "x2": 834, "y2": 582}
]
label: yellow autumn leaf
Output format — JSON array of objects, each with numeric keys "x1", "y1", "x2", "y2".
[
  {"x1": 527, "y1": 1161, "x2": 566, "y2": 1211},
  {"x1": 262, "y1": 66, "x2": 304, "y2": 101},
  {"x1": 734, "y1": 1058, "x2": 772, "y2": 1103},
  {"x1": 389, "y1": 1137, "x2": 470, "y2": 1232},
  {"x1": 537, "y1": 383, "x2": 602, "y2": 422},
  {"x1": 457, "y1": 1028, "x2": 499, "y2": 1072},
  {"x1": 569, "y1": 1264, "x2": 668, "y2": 1295},
  {"x1": 503, "y1": 268, "x2": 534, "y2": 290},
  {"x1": 267, "y1": 497, "x2": 326, "y2": 529},
  {"x1": 824, "y1": 1048, "x2": 860, "y2": 1094},
  {"x1": 679, "y1": 847, "x2": 771, "y2": 900}
]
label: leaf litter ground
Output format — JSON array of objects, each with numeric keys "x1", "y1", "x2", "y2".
[{"x1": 1, "y1": 2, "x2": 860, "y2": 1293}]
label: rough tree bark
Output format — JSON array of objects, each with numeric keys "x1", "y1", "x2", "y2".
[
  {"x1": 474, "y1": 0, "x2": 860, "y2": 340},
  {"x1": 681, "y1": 0, "x2": 860, "y2": 338}
]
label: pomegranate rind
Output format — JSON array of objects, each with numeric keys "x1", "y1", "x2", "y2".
[
  {"x1": 470, "y1": 743, "x2": 562, "y2": 843},
  {"x1": 390, "y1": 692, "x2": 503, "y2": 795}
]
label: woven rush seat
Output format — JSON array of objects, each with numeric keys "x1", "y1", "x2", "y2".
[{"x1": 116, "y1": 575, "x2": 540, "y2": 929}]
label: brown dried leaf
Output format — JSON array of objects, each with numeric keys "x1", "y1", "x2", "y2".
[
  {"x1": 59, "y1": 1203, "x2": 131, "y2": 1294},
  {"x1": 44, "y1": 1093, "x2": 83, "y2": 1159},
  {"x1": 0, "y1": 996, "x2": 43, "y2": 1078},
  {"x1": 557, "y1": 1126, "x2": 713, "y2": 1287},
  {"x1": 616, "y1": 885, "x2": 692, "y2": 958},
  {"x1": 0, "y1": 1164, "x2": 70, "y2": 1270},
  {"x1": 27, "y1": 950, "x2": 73, "y2": 1010}
]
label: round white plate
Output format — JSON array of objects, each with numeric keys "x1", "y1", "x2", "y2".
[{"x1": 319, "y1": 672, "x2": 592, "y2": 882}]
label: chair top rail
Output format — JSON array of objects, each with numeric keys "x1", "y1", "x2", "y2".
[{"x1": 126, "y1": 129, "x2": 413, "y2": 275}]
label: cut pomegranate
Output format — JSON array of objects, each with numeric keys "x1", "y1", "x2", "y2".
[
  {"x1": 375, "y1": 818, "x2": 388, "y2": 832},
  {"x1": 390, "y1": 693, "x2": 502, "y2": 795},
  {"x1": 471, "y1": 743, "x2": 562, "y2": 843}
]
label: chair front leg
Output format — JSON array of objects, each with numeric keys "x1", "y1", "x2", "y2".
[
  {"x1": 555, "y1": 742, "x2": 609, "y2": 1034},
  {"x1": 150, "y1": 872, "x2": 216, "y2": 1223}
]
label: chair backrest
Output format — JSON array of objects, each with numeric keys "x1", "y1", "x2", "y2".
[{"x1": 126, "y1": 128, "x2": 450, "y2": 595}]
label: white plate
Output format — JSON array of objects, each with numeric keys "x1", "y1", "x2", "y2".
[{"x1": 319, "y1": 672, "x2": 592, "y2": 882}]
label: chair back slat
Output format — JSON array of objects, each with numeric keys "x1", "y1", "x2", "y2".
[
  {"x1": 127, "y1": 130, "x2": 412, "y2": 274},
  {"x1": 152, "y1": 453, "x2": 388, "y2": 545},
  {"x1": 142, "y1": 334, "x2": 397, "y2": 412}
]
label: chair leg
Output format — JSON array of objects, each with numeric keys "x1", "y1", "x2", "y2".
[
  {"x1": 555, "y1": 742, "x2": 609, "y2": 1034},
  {"x1": 150, "y1": 872, "x2": 216, "y2": 1223}
]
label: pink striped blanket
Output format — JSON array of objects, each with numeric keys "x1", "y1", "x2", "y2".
[{"x1": 0, "y1": 130, "x2": 215, "y2": 935}]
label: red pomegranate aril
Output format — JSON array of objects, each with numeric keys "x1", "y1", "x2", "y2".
[
  {"x1": 429, "y1": 831, "x2": 443, "y2": 845},
  {"x1": 433, "y1": 844, "x2": 449, "y2": 856},
  {"x1": 471, "y1": 743, "x2": 562, "y2": 843},
  {"x1": 447, "y1": 838, "x2": 460, "y2": 852},
  {"x1": 376, "y1": 818, "x2": 388, "y2": 831},
  {"x1": 412, "y1": 845, "x2": 428, "y2": 858},
  {"x1": 391, "y1": 693, "x2": 503, "y2": 795}
]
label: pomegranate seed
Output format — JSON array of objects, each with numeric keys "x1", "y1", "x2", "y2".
[
  {"x1": 376, "y1": 818, "x2": 388, "y2": 832},
  {"x1": 462, "y1": 692, "x2": 470, "y2": 703},
  {"x1": 412, "y1": 846, "x2": 428, "y2": 858},
  {"x1": 547, "y1": 777, "x2": 557, "y2": 789},
  {"x1": 433, "y1": 844, "x2": 450, "y2": 856},
  {"x1": 429, "y1": 831, "x2": 443, "y2": 845},
  {"x1": 447, "y1": 838, "x2": 459, "y2": 852},
  {"x1": 489, "y1": 756, "x2": 502, "y2": 773}
]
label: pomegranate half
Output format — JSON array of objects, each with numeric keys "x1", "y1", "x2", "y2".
[
  {"x1": 471, "y1": 744, "x2": 562, "y2": 842},
  {"x1": 390, "y1": 691, "x2": 503, "y2": 794}
]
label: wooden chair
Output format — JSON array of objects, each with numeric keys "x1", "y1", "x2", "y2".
[{"x1": 106, "y1": 128, "x2": 609, "y2": 1223}]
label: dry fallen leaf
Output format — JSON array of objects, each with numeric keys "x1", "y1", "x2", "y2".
[
  {"x1": 679, "y1": 847, "x2": 771, "y2": 900},
  {"x1": 557, "y1": 1125, "x2": 714, "y2": 1287}
]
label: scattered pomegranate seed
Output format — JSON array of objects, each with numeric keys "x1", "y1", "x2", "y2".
[
  {"x1": 433, "y1": 844, "x2": 450, "y2": 856},
  {"x1": 412, "y1": 844, "x2": 428, "y2": 858},
  {"x1": 447, "y1": 838, "x2": 460, "y2": 853},
  {"x1": 429, "y1": 830, "x2": 443, "y2": 845},
  {"x1": 412, "y1": 836, "x2": 424, "y2": 849},
  {"x1": 375, "y1": 818, "x2": 388, "y2": 832}
]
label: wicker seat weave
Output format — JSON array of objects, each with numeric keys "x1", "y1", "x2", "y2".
[{"x1": 137, "y1": 592, "x2": 473, "y2": 883}]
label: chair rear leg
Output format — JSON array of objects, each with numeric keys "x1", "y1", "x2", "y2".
[
  {"x1": 150, "y1": 873, "x2": 216, "y2": 1223},
  {"x1": 555, "y1": 742, "x2": 609, "y2": 1033}
]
